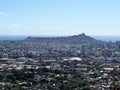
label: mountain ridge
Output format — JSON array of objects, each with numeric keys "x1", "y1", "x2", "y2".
[{"x1": 25, "y1": 33, "x2": 103, "y2": 44}]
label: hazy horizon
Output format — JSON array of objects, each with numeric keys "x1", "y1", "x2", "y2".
[
  {"x1": 0, "y1": 34, "x2": 120, "y2": 42},
  {"x1": 0, "y1": 0, "x2": 120, "y2": 36}
]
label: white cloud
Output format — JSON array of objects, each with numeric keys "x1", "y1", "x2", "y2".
[
  {"x1": 8, "y1": 24, "x2": 21, "y2": 30},
  {"x1": 0, "y1": 24, "x2": 69, "y2": 35},
  {"x1": 22, "y1": 25, "x2": 65, "y2": 31},
  {"x1": 0, "y1": 12, "x2": 9, "y2": 17},
  {"x1": 0, "y1": 24, "x2": 5, "y2": 28},
  {"x1": 23, "y1": 26, "x2": 30, "y2": 30},
  {"x1": 41, "y1": 26, "x2": 65, "y2": 30}
]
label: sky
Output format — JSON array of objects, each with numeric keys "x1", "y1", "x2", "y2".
[{"x1": 0, "y1": 0, "x2": 120, "y2": 36}]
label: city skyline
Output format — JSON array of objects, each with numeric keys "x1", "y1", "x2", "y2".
[{"x1": 0, "y1": 0, "x2": 120, "y2": 36}]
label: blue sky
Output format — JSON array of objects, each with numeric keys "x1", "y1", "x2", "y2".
[{"x1": 0, "y1": 0, "x2": 120, "y2": 36}]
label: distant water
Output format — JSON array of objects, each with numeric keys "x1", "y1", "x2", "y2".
[
  {"x1": 0, "y1": 36, "x2": 27, "y2": 40},
  {"x1": 92, "y1": 36, "x2": 120, "y2": 42},
  {"x1": 0, "y1": 35, "x2": 65, "y2": 41},
  {"x1": 0, "y1": 36, "x2": 120, "y2": 42}
]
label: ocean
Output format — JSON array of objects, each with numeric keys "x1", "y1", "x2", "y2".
[
  {"x1": 0, "y1": 36, "x2": 27, "y2": 40},
  {"x1": 0, "y1": 36, "x2": 120, "y2": 42},
  {"x1": 92, "y1": 36, "x2": 120, "y2": 42}
]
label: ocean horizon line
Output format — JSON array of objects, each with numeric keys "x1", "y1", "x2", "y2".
[{"x1": 0, "y1": 35, "x2": 120, "y2": 42}]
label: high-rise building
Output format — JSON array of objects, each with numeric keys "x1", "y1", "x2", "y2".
[{"x1": 81, "y1": 45, "x2": 86, "y2": 55}]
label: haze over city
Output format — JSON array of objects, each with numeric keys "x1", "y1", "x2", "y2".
[
  {"x1": 1, "y1": 1, "x2": 120, "y2": 90},
  {"x1": 0, "y1": 0, "x2": 120, "y2": 36}
]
